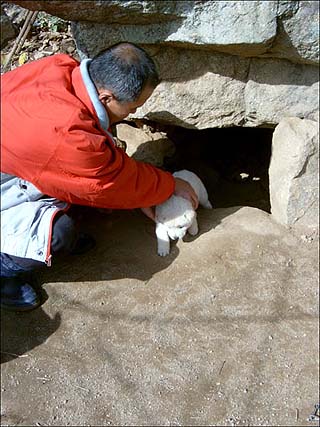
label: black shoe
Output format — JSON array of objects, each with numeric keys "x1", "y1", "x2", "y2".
[
  {"x1": 69, "y1": 233, "x2": 96, "y2": 255},
  {"x1": 0, "y1": 275, "x2": 41, "y2": 312}
]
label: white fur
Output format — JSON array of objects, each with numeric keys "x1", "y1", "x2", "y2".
[{"x1": 155, "y1": 170, "x2": 212, "y2": 256}]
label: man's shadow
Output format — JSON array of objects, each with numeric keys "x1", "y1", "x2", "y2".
[
  {"x1": 0, "y1": 206, "x2": 235, "y2": 365},
  {"x1": 37, "y1": 205, "x2": 236, "y2": 285},
  {"x1": 38, "y1": 208, "x2": 183, "y2": 284},
  {"x1": 1, "y1": 303, "x2": 61, "y2": 364},
  {"x1": 182, "y1": 205, "x2": 242, "y2": 245}
]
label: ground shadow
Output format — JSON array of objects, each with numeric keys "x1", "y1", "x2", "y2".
[
  {"x1": 1, "y1": 306, "x2": 61, "y2": 364},
  {"x1": 38, "y1": 209, "x2": 178, "y2": 284},
  {"x1": 35, "y1": 205, "x2": 232, "y2": 286},
  {"x1": 183, "y1": 206, "x2": 242, "y2": 244}
]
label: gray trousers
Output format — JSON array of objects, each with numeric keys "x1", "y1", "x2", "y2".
[{"x1": 0, "y1": 213, "x2": 77, "y2": 277}]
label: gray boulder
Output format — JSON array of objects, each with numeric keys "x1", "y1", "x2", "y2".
[
  {"x1": 8, "y1": 1, "x2": 192, "y2": 24},
  {"x1": 9, "y1": 1, "x2": 319, "y2": 64},
  {"x1": 269, "y1": 117, "x2": 319, "y2": 228},
  {"x1": 116, "y1": 123, "x2": 175, "y2": 167},
  {"x1": 130, "y1": 49, "x2": 319, "y2": 129},
  {"x1": 1, "y1": 5, "x2": 17, "y2": 48}
]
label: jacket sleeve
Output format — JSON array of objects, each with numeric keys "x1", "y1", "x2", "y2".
[{"x1": 36, "y1": 115, "x2": 175, "y2": 209}]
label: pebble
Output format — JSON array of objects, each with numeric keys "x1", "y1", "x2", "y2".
[
  {"x1": 240, "y1": 173, "x2": 249, "y2": 179},
  {"x1": 301, "y1": 234, "x2": 313, "y2": 243}
]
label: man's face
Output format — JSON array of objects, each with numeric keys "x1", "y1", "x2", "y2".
[{"x1": 99, "y1": 85, "x2": 154, "y2": 125}]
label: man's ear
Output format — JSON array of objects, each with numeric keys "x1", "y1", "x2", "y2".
[{"x1": 98, "y1": 89, "x2": 114, "y2": 104}]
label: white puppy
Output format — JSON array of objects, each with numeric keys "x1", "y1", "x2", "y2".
[{"x1": 155, "y1": 170, "x2": 212, "y2": 256}]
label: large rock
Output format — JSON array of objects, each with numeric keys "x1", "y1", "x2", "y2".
[
  {"x1": 70, "y1": 2, "x2": 319, "y2": 129},
  {"x1": 0, "y1": 5, "x2": 17, "y2": 48},
  {"x1": 130, "y1": 49, "x2": 319, "y2": 129},
  {"x1": 269, "y1": 117, "x2": 319, "y2": 228},
  {"x1": 9, "y1": 1, "x2": 319, "y2": 64},
  {"x1": 8, "y1": 1, "x2": 193, "y2": 24},
  {"x1": 71, "y1": 1, "x2": 278, "y2": 57},
  {"x1": 263, "y1": 1, "x2": 320, "y2": 65},
  {"x1": 116, "y1": 123, "x2": 175, "y2": 167}
]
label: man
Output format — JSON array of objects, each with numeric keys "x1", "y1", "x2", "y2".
[{"x1": 1, "y1": 42, "x2": 198, "y2": 311}]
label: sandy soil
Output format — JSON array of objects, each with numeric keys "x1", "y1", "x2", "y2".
[{"x1": 1, "y1": 206, "x2": 319, "y2": 426}]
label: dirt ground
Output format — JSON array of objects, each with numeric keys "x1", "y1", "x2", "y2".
[{"x1": 1, "y1": 206, "x2": 319, "y2": 426}]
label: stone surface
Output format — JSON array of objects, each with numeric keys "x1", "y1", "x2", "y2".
[
  {"x1": 8, "y1": 0, "x2": 319, "y2": 129},
  {"x1": 72, "y1": 1, "x2": 278, "y2": 57},
  {"x1": 8, "y1": 0, "x2": 192, "y2": 24},
  {"x1": 116, "y1": 123, "x2": 175, "y2": 167},
  {"x1": 130, "y1": 48, "x2": 319, "y2": 129},
  {"x1": 2, "y1": 2, "x2": 28, "y2": 26},
  {"x1": 243, "y1": 58, "x2": 319, "y2": 127},
  {"x1": 1, "y1": 206, "x2": 319, "y2": 426},
  {"x1": 9, "y1": 0, "x2": 319, "y2": 64},
  {"x1": 269, "y1": 117, "x2": 319, "y2": 228},
  {"x1": 0, "y1": 5, "x2": 17, "y2": 48},
  {"x1": 70, "y1": 0, "x2": 319, "y2": 65},
  {"x1": 262, "y1": 1, "x2": 320, "y2": 65}
]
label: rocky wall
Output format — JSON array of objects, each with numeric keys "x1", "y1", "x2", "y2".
[{"x1": 9, "y1": 0, "x2": 319, "y2": 129}]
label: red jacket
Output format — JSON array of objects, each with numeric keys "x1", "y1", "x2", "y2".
[{"x1": 1, "y1": 54, "x2": 175, "y2": 209}]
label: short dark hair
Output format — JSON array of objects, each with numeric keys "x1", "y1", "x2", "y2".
[{"x1": 88, "y1": 42, "x2": 160, "y2": 103}]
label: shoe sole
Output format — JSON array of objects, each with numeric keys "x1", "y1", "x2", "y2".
[{"x1": 0, "y1": 300, "x2": 42, "y2": 312}]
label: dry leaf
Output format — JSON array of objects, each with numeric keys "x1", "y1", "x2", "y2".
[
  {"x1": 1, "y1": 54, "x2": 9, "y2": 66},
  {"x1": 18, "y1": 52, "x2": 28, "y2": 65}
]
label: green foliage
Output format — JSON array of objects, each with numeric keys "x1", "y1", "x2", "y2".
[{"x1": 35, "y1": 12, "x2": 68, "y2": 33}]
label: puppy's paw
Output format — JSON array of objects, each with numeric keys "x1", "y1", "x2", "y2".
[
  {"x1": 158, "y1": 249, "x2": 170, "y2": 256},
  {"x1": 188, "y1": 226, "x2": 198, "y2": 236},
  {"x1": 187, "y1": 218, "x2": 199, "y2": 236},
  {"x1": 157, "y1": 241, "x2": 170, "y2": 256}
]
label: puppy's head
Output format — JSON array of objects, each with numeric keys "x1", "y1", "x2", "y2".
[{"x1": 155, "y1": 196, "x2": 196, "y2": 240}]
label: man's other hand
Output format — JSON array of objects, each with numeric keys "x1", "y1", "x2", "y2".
[
  {"x1": 141, "y1": 176, "x2": 198, "y2": 221},
  {"x1": 174, "y1": 177, "x2": 199, "y2": 210},
  {"x1": 141, "y1": 206, "x2": 155, "y2": 221}
]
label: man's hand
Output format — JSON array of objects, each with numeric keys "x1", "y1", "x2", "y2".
[
  {"x1": 141, "y1": 206, "x2": 155, "y2": 221},
  {"x1": 141, "y1": 177, "x2": 199, "y2": 221},
  {"x1": 174, "y1": 177, "x2": 199, "y2": 210}
]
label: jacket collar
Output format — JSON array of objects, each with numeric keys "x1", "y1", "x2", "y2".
[
  {"x1": 79, "y1": 59, "x2": 110, "y2": 132},
  {"x1": 72, "y1": 59, "x2": 116, "y2": 146},
  {"x1": 71, "y1": 59, "x2": 114, "y2": 144}
]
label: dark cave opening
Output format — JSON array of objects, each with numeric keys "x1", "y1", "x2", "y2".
[
  {"x1": 119, "y1": 121, "x2": 274, "y2": 213},
  {"x1": 162, "y1": 125, "x2": 274, "y2": 213},
  {"x1": 164, "y1": 127, "x2": 273, "y2": 212}
]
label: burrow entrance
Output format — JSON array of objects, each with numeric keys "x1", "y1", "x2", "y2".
[
  {"x1": 127, "y1": 122, "x2": 274, "y2": 213},
  {"x1": 162, "y1": 125, "x2": 274, "y2": 213}
]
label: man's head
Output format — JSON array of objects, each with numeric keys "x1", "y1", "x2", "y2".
[{"x1": 88, "y1": 42, "x2": 160, "y2": 124}]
